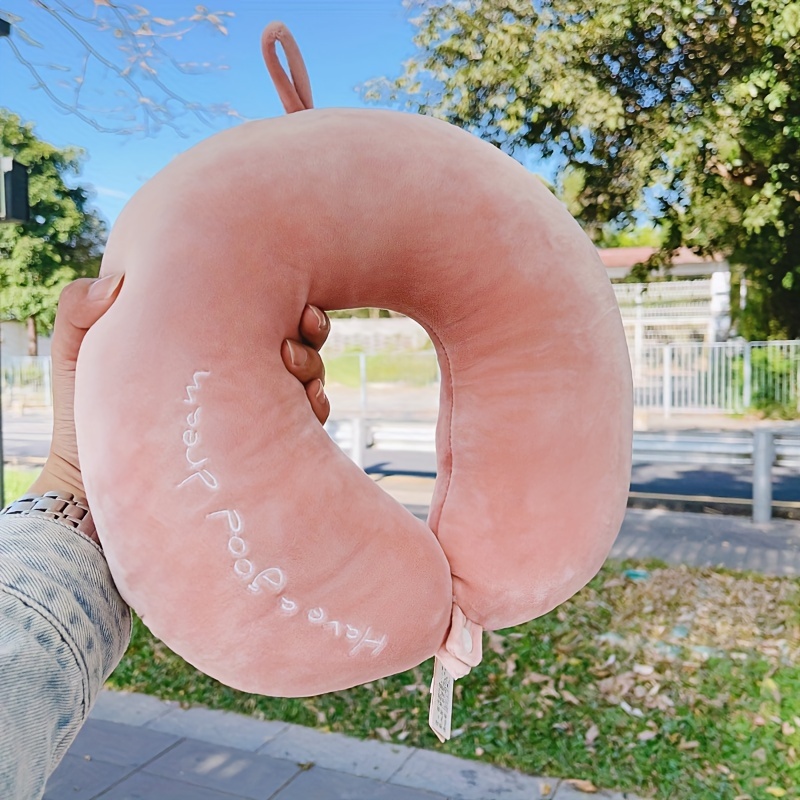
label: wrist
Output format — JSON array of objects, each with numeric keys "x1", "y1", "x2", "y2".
[
  {"x1": 1, "y1": 491, "x2": 99, "y2": 545},
  {"x1": 28, "y1": 457, "x2": 86, "y2": 500}
]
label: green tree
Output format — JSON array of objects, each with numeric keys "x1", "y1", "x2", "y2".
[
  {"x1": 596, "y1": 224, "x2": 666, "y2": 250},
  {"x1": 366, "y1": 0, "x2": 800, "y2": 339},
  {"x1": 0, "y1": 110, "x2": 105, "y2": 354}
]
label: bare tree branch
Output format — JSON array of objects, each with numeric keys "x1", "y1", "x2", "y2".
[
  {"x1": 4, "y1": 33, "x2": 140, "y2": 134},
  {"x1": 1, "y1": 0, "x2": 238, "y2": 135}
]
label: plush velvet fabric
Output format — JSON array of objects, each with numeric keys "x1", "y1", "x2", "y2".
[{"x1": 74, "y1": 23, "x2": 632, "y2": 697}]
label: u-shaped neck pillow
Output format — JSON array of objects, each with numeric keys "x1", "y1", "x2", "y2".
[{"x1": 75, "y1": 23, "x2": 633, "y2": 698}]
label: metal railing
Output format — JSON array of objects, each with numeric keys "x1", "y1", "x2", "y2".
[{"x1": 327, "y1": 420, "x2": 800, "y2": 522}]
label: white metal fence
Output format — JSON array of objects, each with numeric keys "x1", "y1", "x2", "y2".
[
  {"x1": 615, "y1": 274, "x2": 731, "y2": 346},
  {"x1": 1, "y1": 356, "x2": 52, "y2": 411},
  {"x1": 635, "y1": 341, "x2": 800, "y2": 415},
  {"x1": 2, "y1": 341, "x2": 798, "y2": 417},
  {"x1": 324, "y1": 341, "x2": 800, "y2": 418}
]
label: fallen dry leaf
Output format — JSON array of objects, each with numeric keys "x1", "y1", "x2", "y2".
[
  {"x1": 585, "y1": 723, "x2": 600, "y2": 746},
  {"x1": 522, "y1": 672, "x2": 551, "y2": 686},
  {"x1": 561, "y1": 690, "x2": 580, "y2": 705},
  {"x1": 678, "y1": 740, "x2": 700, "y2": 751},
  {"x1": 566, "y1": 778, "x2": 599, "y2": 793}
]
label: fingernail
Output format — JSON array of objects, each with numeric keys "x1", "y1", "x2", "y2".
[
  {"x1": 309, "y1": 305, "x2": 328, "y2": 330},
  {"x1": 315, "y1": 379, "x2": 327, "y2": 403},
  {"x1": 88, "y1": 273, "x2": 123, "y2": 301},
  {"x1": 461, "y1": 627, "x2": 473, "y2": 654},
  {"x1": 286, "y1": 339, "x2": 307, "y2": 366}
]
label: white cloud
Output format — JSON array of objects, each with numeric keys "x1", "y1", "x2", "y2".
[{"x1": 94, "y1": 185, "x2": 131, "y2": 200}]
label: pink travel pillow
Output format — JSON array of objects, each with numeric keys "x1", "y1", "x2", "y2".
[{"x1": 75, "y1": 23, "x2": 633, "y2": 697}]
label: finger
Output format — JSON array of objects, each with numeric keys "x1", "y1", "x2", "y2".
[
  {"x1": 50, "y1": 274, "x2": 124, "y2": 369},
  {"x1": 298, "y1": 304, "x2": 330, "y2": 351},
  {"x1": 281, "y1": 339, "x2": 326, "y2": 384},
  {"x1": 306, "y1": 378, "x2": 330, "y2": 425},
  {"x1": 45, "y1": 274, "x2": 124, "y2": 481}
]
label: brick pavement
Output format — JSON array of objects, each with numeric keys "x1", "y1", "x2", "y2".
[{"x1": 45, "y1": 690, "x2": 633, "y2": 800}]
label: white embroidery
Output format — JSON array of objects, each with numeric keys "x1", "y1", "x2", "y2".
[
  {"x1": 184, "y1": 370, "x2": 210, "y2": 404},
  {"x1": 280, "y1": 597, "x2": 299, "y2": 615},
  {"x1": 178, "y1": 469, "x2": 218, "y2": 490},
  {"x1": 209, "y1": 509, "x2": 243, "y2": 533},
  {"x1": 350, "y1": 628, "x2": 388, "y2": 657},
  {"x1": 234, "y1": 558, "x2": 254, "y2": 578},
  {"x1": 228, "y1": 535, "x2": 248, "y2": 557},
  {"x1": 178, "y1": 370, "x2": 218, "y2": 492},
  {"x1": 345, "y1": 624, "x2": 360, "y2": 640},
  {"x1": 184, "y1": 370, "x2": 387, "y2": 657},
  {"x1": 248, "y1": 567, "x2": 286, "y2": 594}
]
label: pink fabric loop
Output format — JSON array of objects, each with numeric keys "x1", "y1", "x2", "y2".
[
  {"x1": 261, "y1": 22, "x2": 314, "y2": 114},
  {"x1": 435, "y1": 603, "x2": 483, "y2": 680}
]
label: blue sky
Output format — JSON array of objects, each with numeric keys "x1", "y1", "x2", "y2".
[{"x1": 0, "y1": 1, "x2": 424, "y2": 226}]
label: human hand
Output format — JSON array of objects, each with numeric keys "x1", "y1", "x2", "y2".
[{"x1": 27, "y1": 276, "x2": 330, "y2": 501}]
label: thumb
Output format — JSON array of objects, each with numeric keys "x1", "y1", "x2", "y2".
[{"x1": 51, "y1": 274, "x2": 124, "y2": 368}]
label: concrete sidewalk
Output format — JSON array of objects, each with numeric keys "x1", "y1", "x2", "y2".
[{"x1": 45, "y1": 690, "x2": 632, "y2": 800}]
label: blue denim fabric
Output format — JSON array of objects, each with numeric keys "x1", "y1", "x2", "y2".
[{"x1": 0, "y1": 515, "x2": 131, "y2": 799}]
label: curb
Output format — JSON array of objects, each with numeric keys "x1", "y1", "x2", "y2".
[{"x1": 85, "y1": 689, "x2": 637, "y2": 800}]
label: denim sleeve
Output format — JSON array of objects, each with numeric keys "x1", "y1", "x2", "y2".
[{"x1": 0, "y1": 515, "x2": 132, "y2": 800}]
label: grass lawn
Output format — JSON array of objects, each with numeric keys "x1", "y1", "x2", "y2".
[
  {"x1": 108, "y1": 562, "x2": 800, "y2": 799},
  {"x1": 2, "y1": 467, "x2": 40, "y2": 507},
  {"x1": 325, "y1": 352, "x2": 438, "y2": 388}
]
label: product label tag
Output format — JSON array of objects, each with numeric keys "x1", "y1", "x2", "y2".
[{"x1": 428, "y1": 656, "x2": 454, "y2": 742}]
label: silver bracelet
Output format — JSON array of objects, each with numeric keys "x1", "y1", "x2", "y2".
[{"x1": 1, "y1": 491, "x2": 97, "y2": 541}]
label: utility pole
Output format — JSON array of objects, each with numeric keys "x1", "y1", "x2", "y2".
[{"x1": 0, "y1": 16, "x2": 32, "y2": 505}]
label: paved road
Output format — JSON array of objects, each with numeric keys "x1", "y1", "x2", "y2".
[
  {"x1": 365, "y1": 450, "x2": 800, "y2": 504},
  {"x1": 4, "y1": 410, "x2": 800, "y2": 504},
  {"x1": 376, "y1": 474, "x2": 800, "y2": 576}
]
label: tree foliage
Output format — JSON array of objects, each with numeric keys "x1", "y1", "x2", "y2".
[
  {"x1": 0, "y1": 110, "x2": 105, "y2": 352},
  {"x1": 1, "y1": 2, "x2": 236, "y2": 135},
  {"x1": 366, "y1": 0, "x2": 800, "y2": 339}
]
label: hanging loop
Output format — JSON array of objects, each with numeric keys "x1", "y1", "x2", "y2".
[{"x1": 262, "y1": 22, "x2": 314, "y2": 114}]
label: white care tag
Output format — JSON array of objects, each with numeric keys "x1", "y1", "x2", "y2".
[{"x1": 428, "y1": 656, "x2": 454, "y2": 742}]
